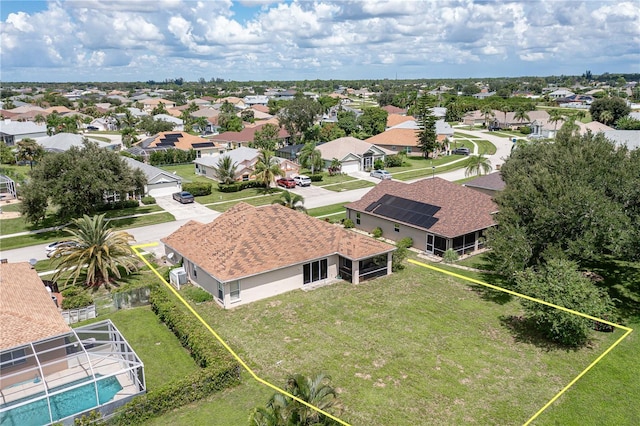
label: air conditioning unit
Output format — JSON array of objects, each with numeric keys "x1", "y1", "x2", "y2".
[{"x1": 169, "y1": 267, "x2": 187, "y2": 289}]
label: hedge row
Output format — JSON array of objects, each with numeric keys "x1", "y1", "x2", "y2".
[
  {"x1": 182, "y1": 182, "x2": 212, "y2": 196},
  {"x1": 111, "y1": 367, "x2": 240, "y2": 425},
  {"x1": 110, "y1": 285, "x2": 240, "y2": 425},
  {"x1": 218, "y1": 180, "x2": 267, "y2": 193},
  {"x1": 309, "y1": 174, "x2": 323, "y2": 182},
  {"x1": 96, "y1": 199, "x2": 140, "y2": 211}
]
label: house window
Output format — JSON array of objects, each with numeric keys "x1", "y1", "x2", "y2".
[
  {"x1": 303, "y1": 259, "x2": 328, "y2": 285},
  {"x1": 1, "y1": 348, "x2": 26, "y2": 367},
  {"x1": 196, "y1": 150, "x2": 202, "y2": 158},
  {"x1": 230, "y1": 282, "x2": 240, "y2": 301},
  {"x1": 242, "y1": 174, "x2": 249, "y2": 181},
  {"x1": 394, "y1": 223, "x2": 400, "y2": 233},
  {"x1": 356, "y1": 212, "x2": 361, "y2": 225},
  {"x1": 405, "y1": 147, "x2": 412, "y2": 154},
  {"x1": 193, "y1": 265, "x2": 197, "y2": 279},
  {"x1": 217, "y1": 282, "x2": 224, "y2": 301}
]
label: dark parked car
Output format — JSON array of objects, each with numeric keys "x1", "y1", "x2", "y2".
[
  {"x1": 276, "y1": 177, "x2": 296, "y2": 189},
  {"x1": 452, "y1": 147, "x2": 471, "y2": 156},
  {"x1": 86, "y1": 126, "x2": 99, "y2": 131},
  {"x1": 173, "y1": 191, "x2": 195, "y2": 204},
  {"x1": 45, "y1": 241, "x2": 79, "y2": 258}
]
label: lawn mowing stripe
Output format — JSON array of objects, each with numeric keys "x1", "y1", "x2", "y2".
[
  {"x1": 132, "y1": 243, "x2": 351, "y2": 426},
  {"x1": 407, "y1": 259, "x2": 633, "y2": 425}
]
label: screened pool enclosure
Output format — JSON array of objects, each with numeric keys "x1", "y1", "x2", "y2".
[{"x1": 0, "y1": 320, "x2": 145, "y2": 426}]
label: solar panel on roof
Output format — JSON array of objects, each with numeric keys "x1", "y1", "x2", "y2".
[{"x1": 364, "y1": 194, "x2": 441, "y2": 230}]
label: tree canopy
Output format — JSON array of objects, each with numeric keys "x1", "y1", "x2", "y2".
[
  {"x1": 415, "y1": 98, "x2": 438, "y2": 158},
  {"x1": 589, "y1": 97, "x2": 631, "y2": 125},
  {"x1": 21, "y1": 141, "x2": 146, "y2": 224},
  {"x1": 278, "y1": 96, "x2": 323, "y2": 142},
  {"x1": 357, "y1": 107, "x2": 388, "y2": 138},
  {"x1": 488, "y1": 128, "x2": 640, "y2": 278}
]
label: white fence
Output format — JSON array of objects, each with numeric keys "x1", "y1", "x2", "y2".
[{"x1": 61, "y1": 305, "x2": 97, "y2": 324}]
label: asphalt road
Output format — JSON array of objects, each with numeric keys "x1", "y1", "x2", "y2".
[{"x1": 0, "y1": 127, "x2": 514, "y2": 264}]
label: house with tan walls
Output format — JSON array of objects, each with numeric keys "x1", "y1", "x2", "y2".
[
  {"x1": 161, "y1": 203, "x2": 395, "y2": 309},
  {"x1": 316, "y1": 137, "x2": 393, "y2": 173},
  {"x1": 345, "y1": 178, "x2": 497, "y2": 257}
]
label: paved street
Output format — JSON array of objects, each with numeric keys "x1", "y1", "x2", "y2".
[{"x1": 0, "y1": 128, "x2": 513, "y2": 263}]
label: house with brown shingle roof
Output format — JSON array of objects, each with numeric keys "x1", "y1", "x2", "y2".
[
  {"x1": 136, "y1": 131, "x2": 222, "y2": 158},
  {"x1": 210, "y1": 122, "x2": 290, "y2": 149},
  {"x1": 386, "y1": 113, "x2": 415, "y2": 128},
  {"x1": 161, "y1": 203, "x2": 395, "y2": 308},
  {"x1": 382, "y1": 105, "x2": 407, "y2": 115},
  {"x1": 345, "y1": 178, "x2": 497, "y2": 257},
  {"x1": 463, "y1": 171, "x2": 505, "y2": 197},
  {"x1": 0, "y1": 262, "x2": 146, "y2": 423}
]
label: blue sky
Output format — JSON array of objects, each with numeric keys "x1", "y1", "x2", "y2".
[{"x1": 1, "y1": 0, "x2": 639, "y2": 83}]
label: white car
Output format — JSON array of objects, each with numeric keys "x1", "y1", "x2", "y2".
[
  {"x1": 293, "y1": 175, "x2": 312, "y2": 187},
  {"x1": 370, "y1": 170, "x2": 392, "y2": 180},
  {"x1": 45, "y1": 241, "x2": 79, "y2": 258}
]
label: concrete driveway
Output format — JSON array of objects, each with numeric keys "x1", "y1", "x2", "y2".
[{"x1": 154, "y1": 195, "x2": 220, "y2": 221}]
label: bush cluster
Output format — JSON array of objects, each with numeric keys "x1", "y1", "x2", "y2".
[
  {"x1": 140, "y1": 196, "x2": 156, "y2": 205},
  {"x1": 182, "y1": 182, "x2": 212, "y2": 196},
  {"x1": 309, "y1": 174, "x2": 323, "y2": 182},
  {"x1": 95, "y1": 199, "x2": 140, "y2": 211},
  {"x1": 385, "y1": 154, "x2": 404, "y2": 168},
  {"x1": 61, "y1": 293, "x2": 93, "y2": 310},
  {"x1": 148, "y1": 149, "x2": 197, "y2": 166},
  {"x1": 342, "y1": 218, "x2": 355, "y2": 229},
  {"x1": 372, "y1": 227, "x2": 383, "y2": 238},
  {"x1": 218, "y1": 180, "x2": 267, "y2": 193}
]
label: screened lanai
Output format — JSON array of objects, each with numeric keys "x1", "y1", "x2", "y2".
[
  {"x1": 0, "y1": 320, "x2": 145, "y2": 426},
  {"x1": 0, "y1": 174, "x2": 16, "y2": 200}
]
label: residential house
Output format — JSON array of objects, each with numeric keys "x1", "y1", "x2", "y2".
[
  {"x1": 243, "y1": 95, "x2": 269, "y2": 106},
  {"x1": 134, "y1": 132, "x2": 222, "y2": 160},
  {"x1": 0, "y1": 263, "x2": 145, "y2": 425},
  {"x1": 210, "y1": 123, "x2": 290, "y2": 149},
  {"x1": 142, "y1": 98, "x2": 176, "y2": 112},
  {"x1": 463, "y1": 171, "x2": 505, "y2": 197},
  {"x1": 161, "y1": 203, "x2": 395, "y2": 308},
  {"x1": 602, "y1": 130, "x2": 640, "y2": 151},
  {"x1": 0, "y1": 120, "x2": 48, "y2": 146},
  {"x1": 36, "y1": 133, "x2": 120, "y2": 153},
  {"x1": 316, "y1": 137, "x2": 393, "y2": 173},
  {"x1": 381, "y1": 105, "x2": 407, "y2": 115},
  {"x1": 366, "y1": 119, "x2": 453, "y2": 154},
  {"x1": 121, "y1": 156, "x2": 182, "y2": 197},
  {"x1": 194, "y1": 146, "x2": 299, "y2": 181},
  {"x1": 153, "y1": 114, "x2": 183, "y2": 131},
  {"x1": 345, "y1": 178, "x2": 497, "y2": 257},
  {"x1": 547, "y1": 88, "x2": 575, "y2": 99}
]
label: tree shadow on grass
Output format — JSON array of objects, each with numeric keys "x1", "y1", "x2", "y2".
[
  {"x1": 498, "y1": 315, "x2": 580, "y2": 352},
  {"x1": 582, "y1": 258, "x2": 640, "y2": 322}
]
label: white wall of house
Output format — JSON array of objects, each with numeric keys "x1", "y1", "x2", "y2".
[{"x1": 348, "y1": 209, "x2": 428, "y2": 251}]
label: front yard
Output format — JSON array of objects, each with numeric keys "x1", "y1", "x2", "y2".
[{"x1": 147, "y1": 261, "x2": 630, "y2": 425}]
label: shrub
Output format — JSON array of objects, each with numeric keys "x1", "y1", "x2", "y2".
[
  {"x1": 392, "y1": 245, "x2": 407, "y2": 272},
  {"x1": 141, "y1": 196, "x2": 156, "y2": 205},
  {"x1": 442, "y1": 248, "x2": 459, "y2": 264},
  {"x1": 385, "y1": 154, "x2": 404, "y2": 168},
  {"x1": 373, "y1": 158, "x2": 385, "y2": 170},
  {"x1": 95, "y1": 199, "x2": 140, "y2": 211},
  {"x1": 342, "y1": 218, "x2": 355, "y2": 229},
  {"x1": 372, "y1": 227, "x2": 383, "y2": 238},
  {"x1": 182, "y1": 285, "x2": 214, "y2": 303},
  {"x1": 397, "y1": 237, "x2": 413, "y2": 249},
  {"x1": 61, "y1": 286, "x2": 82, "y2": 298},
  {"x1": 183, "y1": 182, "x2": 212, "y2": 197},
  {"x1": 309, "y1": 174, "x2": 323, "y2": 182},
  {"x1": 518, "y1": 126, "x2": 532, "y2": 135},
  {"x1": 61, "y1": 293, "x2": 94, "y2": 310},
  {"x1": 218, "y1": 180, "x2": 267, "y2": 193}
]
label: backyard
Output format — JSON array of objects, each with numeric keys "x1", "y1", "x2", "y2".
[{"x1": 137, "y1": 261, "x2": 634, "y2": 425}]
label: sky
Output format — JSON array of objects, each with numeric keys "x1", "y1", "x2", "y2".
[{"x1": 1, "y1": 0, "x2": 639, "y2": 83}]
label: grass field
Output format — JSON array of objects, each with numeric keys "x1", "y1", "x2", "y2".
[
  {"x1": 150, "y1": 262, "x2": 626, "y2": 425},
  {"x1": 159, "y1": 163, "x2": 211, "y2": 184}
]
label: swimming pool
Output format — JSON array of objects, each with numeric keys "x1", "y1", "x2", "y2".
[{"x1": 0, "y1": 375, "x2": 122, "y2": 426}]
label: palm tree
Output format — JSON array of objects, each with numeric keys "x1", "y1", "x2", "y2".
[
  {"x1": 298, "y1": 142, "x2": 323, "y2": 175},
  {"x1": 513, "y1": 108, "x2": 530, "y2": 125},
  {"x1": 250, "y1": 373, "x2": 343, "y2": 426},
  {"x1": 480, "y1": 105, "x2": 495, "y2": 129},
  {"x1": 498, "y1": 104, "x2": 512, "y2": 129},
  {"x1": 120, "y1": 127, "x2": 139, "y2": 148},
  {"x1": 599, "y1": 110, "x2": 614, "y2": 126},
  {"x1": 273, "y1": 191, "x2": 306, "y2": 213},
  {"x1": 52, "y1": 214, "x2": 139, "y2": 288},
  {"x1": 465, "y1": 151, "x2": 493, "y2": 177},
  {"x1": 254, "y1": 149, "x2": 284, "y2": 188},
  {"x1": 548, "y1": 109, "x2": 564, "y2": 133},
  {"x1": 213, "y1": 155, "x2": 238, "y2": 184},
  {"x1": 16, "y1": 138, "x2": 44, "y2": 169}
]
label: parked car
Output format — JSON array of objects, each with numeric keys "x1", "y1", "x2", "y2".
[
  {"x1": 370, "y1": 170, "x2": 392, "y2": 180},
  {"x1": 86, "y1": 126, "x2": 99, "y2": 131},
  {"x1": 452, "y1": 147, "x2": 471, "y2": 155},
  {"x1": 276, "y1": 177, "x2": 296, "y2": 189},
  {"x1": 45, "y1": 241, "x2": 79, "y2": 258},
  {"x1": 293, "y1": 175, "x2": 312, "y2": 187},
  {"x1": 173, "y1": 191, "x2": 195, "y2": 204}
]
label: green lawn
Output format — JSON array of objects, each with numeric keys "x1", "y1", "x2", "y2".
[
  {"x1": 197, "y1": 187, "x2": 278, "y2": 205},
  {"x1": 393, "y1": 157, "x2": 471, "y2": 181},
  {"x1": 160, "y1": 262, "x2": 625, "y2": 425},
  {"x1": 159, "y1": 164, "x2": 211, "y2": 184},
  {"x1": 207, "y1": 193, "x2": 284, "y2": 212},
  {"x1": 307, "y1": 203, "x2": 348, "y2": 218},
  {"x1": 454, "y1": 132, "x2": 481, "y2": 139},
  {"x1": 74, "y1": 306, "x2": 200, "y2": 390},
  {"x1": 321, "y1": 179, "x2": 375, "y2": 192}
]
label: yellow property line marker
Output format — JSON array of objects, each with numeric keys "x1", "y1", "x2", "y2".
[
  {"x1": 132, "y1": 243, "x2": 351, "y2": 426},
  {"x1": 408, "y1": 259, "x2": 633, "y2": 426}
]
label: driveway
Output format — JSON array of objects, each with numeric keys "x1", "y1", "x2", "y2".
[{"x1": 154, "y1": 195, "x2": 220, "y2": 221}]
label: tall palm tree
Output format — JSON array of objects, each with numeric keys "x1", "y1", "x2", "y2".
[
  {"x1": 513, "y1": 108, "x2": 530, "y2": 125},
  {"x1": 465, "y1": 151, "x2": 493, "y2": 177},
  {"x1": 298, "y1": 142, "x2": 323, "y2": 175},
  {"x1": 16, "y1": 138, "x2": 44, "y2": 169},
  {"x1": 250, "y1": 373, "x2": 343, "y2": 426},
  {"x1": 254, "y1": 149, "x2": 284, "y2": 188},
  {"x1": 120, "y1": 127, "x2": 139, "y2": 148},
  {"x1": 498, "y1": 104, "x2": 512, "y2": 129},
  {"x1": 273, "y1": 191, "x2": 306, "y2": 213},
  {"x1": 52, "y1": 214, "x2": 138, "y2": 288},
  {"x1": 548, "y1": 109, "x2": 564, "y2": 133},
  {"x1": 599, "y1": 110, "x2": 614, "y2": 126},
  {"x1": 480, "y1": 105, "x2": 495, "y2": 129},
  {"x1": 213, "y1": 155, "x2": 238, "y2": 184}
]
